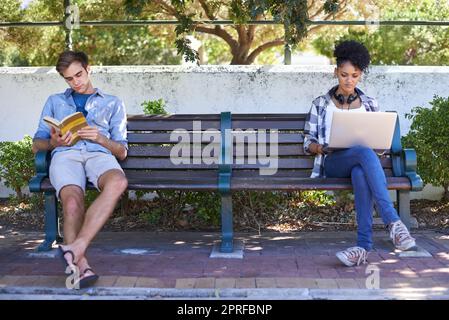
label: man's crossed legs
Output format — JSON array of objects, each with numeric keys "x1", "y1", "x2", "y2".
[
  {"x1": 50, "y1": 149, "x2": 127, "y2": 288},
  {"x1": 59, "y1": 169, "x2": 127, "y2": 286}
]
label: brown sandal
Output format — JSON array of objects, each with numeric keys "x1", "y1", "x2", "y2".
[{"x1": 78, "y1": 268, "x2": 99, "y2": 289}]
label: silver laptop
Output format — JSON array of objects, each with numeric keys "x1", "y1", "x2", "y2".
[{"x1": 327, "y1": 111, "x2": 397, "y2": 150}]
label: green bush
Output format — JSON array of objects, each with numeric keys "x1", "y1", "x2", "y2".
[
  {"x1": 301, "y1": 190, "x2": 336, "y2": 206},
  {"x1": 0, "y1": 135, "x2": 35, "y2": 199},
  {"x1": 141, "y1": 98, "x2": 168, "y2": 115},
  {"x1": 402, "y1": 95, "x2": 449, "y2": 200},
  {"x1": 184, "y1": 192, "x2": 221, "y2": 225},
  {"x1": 84, "y1": 190, "x2": 100, "y2": 207}
]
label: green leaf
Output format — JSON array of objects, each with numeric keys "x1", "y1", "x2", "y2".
[{"x1": 402, "y1": 95, "x2": 449, "y2": 188}]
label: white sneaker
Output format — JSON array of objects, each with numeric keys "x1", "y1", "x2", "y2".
[
  {"x1": 336, "y1": 246, "x2": 368, "y2": 267},
  {"x1": 389, "y1": 220, "x2": 416, "y2": 251}
]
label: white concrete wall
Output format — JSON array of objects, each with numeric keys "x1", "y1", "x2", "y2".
[{"x1": 1, "y1": 65, "x2": 449, "y2": 198}]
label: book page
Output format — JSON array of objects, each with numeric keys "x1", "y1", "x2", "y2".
[{"x1": 43, "y1": 116, "x2": 62, "y2": 132}]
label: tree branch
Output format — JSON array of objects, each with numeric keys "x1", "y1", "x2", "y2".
[
  {"x1": 307, "y1": 9, "x2": 348, "y2": 35},
  {"x1": 247, "y1": 38, "x2": 284, "y2": 64},
  {"x1": 309, "y1": 5, "x2": 324, "y2": 20},
  {"x1": 308, "y1": 0, "x2": 316, "y2": 11},
  {"x1": 198, "y1": 0, "x2": 216, "y2": 20},
  {"x1": 307, "y1": 24, "x2": 325, "y2": 34},
  {"x1": 236, "y1": 24, "x2": 247, "y2": 45},
  {"x1": 247, "y1": 13, "x2": 263, "y2": 43},
  {"x1": 152, "y1": 0, "x2": 178, "y2": 16},
  {"x1": 194, "y1": 25, "x2": 239, "y2": 52},
  {"x1": 322, "y1": 7, "x2": 345, "y2": 22}
]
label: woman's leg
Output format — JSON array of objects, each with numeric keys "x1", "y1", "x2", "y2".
[
  {"x1": 325, "y1": 146, "x2": 416, "y2": 263},
  {"x1": 324, "y1": 146, "x2": 400, "y2": 225},
  {"x1": 351, "y1": 166, "x2": 374, "y2": 251}
]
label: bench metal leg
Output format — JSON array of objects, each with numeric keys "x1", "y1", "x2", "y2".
[
  {"x1": 397, "y1": 190, "x2": 412, "y2": 230},
  {"x1": 220, "y1": 194, "x2": 234, "y2": 253},
  {"x1": 37, "y1": 192, "x2": 59, "y2": 252}
]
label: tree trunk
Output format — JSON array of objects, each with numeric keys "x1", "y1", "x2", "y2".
[
  {"x1": 230, "y1": 57, "x2": 251, "y2": 65},
  {"x1": 120, "y1": 191, "x2": 129, "y2": 216},
  {"x1": 15, "y1": 187, "x2": 23, "y2": 201},
  {"x1": 444, "y1": 185, "x2": 449, "y2": 202},
  {"x1": 230, "y1": 43, "x2": 252, "y2": 65}
]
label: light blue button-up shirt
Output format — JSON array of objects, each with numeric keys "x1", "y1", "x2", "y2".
[{"x1": 33, "y1": 88, "x2": 128, "y2": 156}]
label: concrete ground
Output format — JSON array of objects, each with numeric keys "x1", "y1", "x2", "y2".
[{"x1": 1, "y1": 227, "x2": 449, "y2": 300}]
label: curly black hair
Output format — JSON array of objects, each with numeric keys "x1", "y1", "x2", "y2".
[{"x1": 334, "y1": 40, "x2": 370, "y2": 72}]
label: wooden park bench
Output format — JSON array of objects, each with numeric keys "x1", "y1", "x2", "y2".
[{"x1": 29, "y1": 112, "x2": 423, "y2": 254}]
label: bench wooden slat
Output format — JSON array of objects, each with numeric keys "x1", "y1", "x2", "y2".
[
  {"x1": 120, "y1": 158, "x2": 316, "y2": 169},
  {"x1": 127, "y1": 133, "x2": 219, "y2": 144},
  {"x1": 231, "y1": 169, "x2": 395, "y2": 177},
  {"x1": 122, "y1": 168, "x2": 395, "y2": 179},
  {"x1": 127, "y1": 114, "x2": 307, "y2": 121},
  {"x1": 120, "y1": 157, "x2": 391, "y2": 170},
  {"x1": 38, "y1": 178, "x2": 219, "y2": 191},
  {"x1": 231, "y1": 120, "x2": 304, "y2": 130},
  {"x1": 123, "y1": 170, "x2": 313, "y2": 180},
  {"x1": 230, "y1": 114, "x2": 307, "y2": 120},
  {"x1": 127, "y1": 145, "x2": 393, "y2": 158},
  {"x1": 127, "y1": 120, "x2": 221, "y2": 131},
  {"x1": 38, "y1": 176, "x2": 410, "y2": 192},
  {"x1": 127, "y1": 145, "x2": 307, "y2": 157},
  {"x1": 124, "y1": 170, "x2": 218, "y2": 180},
  {"x1": 126, "y1": 183, "x2": 218, "y2": 191},
  {"x1": 127, "y1": 114, "x2": 221, "y2": 121},
  {"x1": 127, "y1": 132, "x2": 304, "y2": 144},
  {"x1": 231, "y1": 177, "x2": 411, "y2": 190},
  {"x1": 127, "y1": 120, "x2": 305, "y2": 131}
]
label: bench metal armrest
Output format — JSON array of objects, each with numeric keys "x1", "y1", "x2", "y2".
[
  {"x1": 402, "y1": 148, "x2": 423, "y2": 191},
  {"x1": 29, "y1": 150, "x2": 51, "y2": 192},
  {"x1": 388, "y1": 111, "x2": 423, "y2": 191}
]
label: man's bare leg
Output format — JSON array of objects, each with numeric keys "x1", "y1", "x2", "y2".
[
  {"x1": 59, "y1": 185, "x2": 85, "y2": 245},
  {"x1": 60, "y1": 169, "x2": 127, "y2": 270}
]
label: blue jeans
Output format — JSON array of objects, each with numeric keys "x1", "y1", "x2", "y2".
[{"x1": 324, "y1": 146, "x2": 400, "y2": 251}]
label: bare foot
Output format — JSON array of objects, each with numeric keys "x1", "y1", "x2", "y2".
[
  {"x1": 77, "y1": 257, "x2": 95, "y2": 277},
  {"x1": 60, "y1": 241, "x2": 86, "y2": 266}
]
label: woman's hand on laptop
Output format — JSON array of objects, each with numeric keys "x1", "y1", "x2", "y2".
[{"x1": 309, "y1": 143, "x2": 325, "y2": 155}]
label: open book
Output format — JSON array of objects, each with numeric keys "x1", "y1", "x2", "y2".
[{"x1": 43, "y1": 112, "x2": 88, "y2": 146}]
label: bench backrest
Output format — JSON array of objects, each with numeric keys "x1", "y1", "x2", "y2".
[{"x1": 121, "y1": 114, "x2": 394, "y2": 182}]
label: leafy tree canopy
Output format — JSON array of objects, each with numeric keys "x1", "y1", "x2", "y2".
[
  {"x1": 312, "y1": 0, "x2": 449, "y2": 66},
  {"x1": 1, "y1": 0, "x2": 180, "y2": 66}
]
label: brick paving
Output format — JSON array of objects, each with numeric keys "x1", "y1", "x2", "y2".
[{"x1": 1, "y1": 229, "x2": 449, "y2": 291}]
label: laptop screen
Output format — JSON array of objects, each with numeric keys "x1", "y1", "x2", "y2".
[{"x1": 328, "y1": 112, "x2": 397, "y2": 150}]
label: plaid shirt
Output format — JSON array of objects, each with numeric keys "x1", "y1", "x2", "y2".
[{"x1": 303, "y1": 86, "x2": 380, "y2": 178}]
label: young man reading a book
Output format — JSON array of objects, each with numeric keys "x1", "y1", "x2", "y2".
[{"x1": 32, "y1": 51, "x2": 128, "y2": 289}]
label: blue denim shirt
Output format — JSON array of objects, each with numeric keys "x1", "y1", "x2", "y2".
[{"x1": 33, "y1": 88, "x2": 128, "y2": 156}]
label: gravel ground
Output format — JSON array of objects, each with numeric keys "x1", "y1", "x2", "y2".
[{"x1": 1, "y1": 198, "x2": 449, "y2": 233}]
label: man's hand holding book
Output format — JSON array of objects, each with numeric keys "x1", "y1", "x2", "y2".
[
  {"x1": 77, "y1": 126, "x2": 103, "y2": 143},
  {"x1": 50, "y1": 127, "x2": 74, "y2": 148},
  {"x1": 49, "y1": 125, "x2": 106, "y2": 148}
]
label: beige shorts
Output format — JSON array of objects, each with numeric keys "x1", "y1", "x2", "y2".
[{"x1": 49, "y1": 149, "x2": 124, "y2": 198}]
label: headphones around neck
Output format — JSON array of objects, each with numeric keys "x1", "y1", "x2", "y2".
[{"x1": 333, "y1": 87, "x2": 358, "y2": 105}]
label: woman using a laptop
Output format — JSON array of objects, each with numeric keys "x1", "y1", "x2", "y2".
[{"x1": 303, "y1": 40, "x2": 416, "y2": 267}]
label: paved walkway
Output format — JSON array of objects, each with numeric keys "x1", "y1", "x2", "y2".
[{"x1": 1, "y1": 228, "x2": 449, "y2": 299}]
